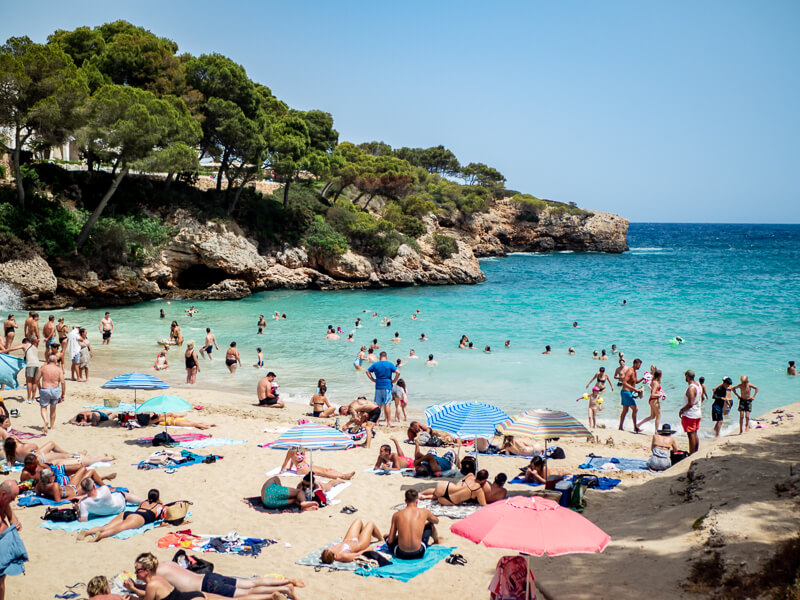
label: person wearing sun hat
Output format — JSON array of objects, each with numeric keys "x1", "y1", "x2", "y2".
[{"x1": 647, "y1": 423, "x2": 680, "y2": 472}]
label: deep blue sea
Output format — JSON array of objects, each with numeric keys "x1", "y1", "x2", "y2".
[{"x1": 5, "y1": 223, "x2": 798, "y2": 435}]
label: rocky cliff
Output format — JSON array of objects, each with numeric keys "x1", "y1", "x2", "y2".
[{"x1": 9, "y1": 200, "x2": 628, "y2": 309}]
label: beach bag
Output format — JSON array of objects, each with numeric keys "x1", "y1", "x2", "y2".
[
  {"x1": 42, "y1": 507, "x2": 78, "y2": 522},
  {"x1": 172, "y1": 549, "x2": 214, "y2": 574},
  {"x1": 164, "y1": 500, "x2": 192, "y2": 525},
  {"x1": 153, "y1": 432, "x2": 176, "y2": 447},
  {"x1": 460, "y1": 456, "x2": 477, "y2": 475},
  {"x1": 312, "y1": 489, "x2": 328, "y2": 507},
  {"x1": 489, "y1": 555, "x2": 536, "y2": 600},
  {"x1": 361, "y1": 550, "x2": 392, "y2": 567}
]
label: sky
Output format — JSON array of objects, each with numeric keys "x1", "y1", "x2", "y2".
[{"x1": 2, "y1": 1, "x2": 799, "y2": 223}]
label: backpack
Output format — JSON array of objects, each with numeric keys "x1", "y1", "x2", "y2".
[
  {"x1": 172, "y1": 549, "x2": 214, "y2": 574},
  {"x1": 489, "y1": 555, "x2": 536, "y2": 600},
  {"x1": 153, "y1": 432, "x2": 176, "y2": 446},
  {"x1": 569, "y1": 475, "x2": 599, "y2": 512},
  {"x1": 42, "y1": 507, "x2": 78, "y2": 522}
]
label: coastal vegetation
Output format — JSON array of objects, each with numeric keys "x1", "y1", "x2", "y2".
[{"x1": 0, "y1": 21, "x2": 590, "y2": 268}]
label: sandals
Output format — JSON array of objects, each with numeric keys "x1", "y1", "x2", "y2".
[
  {"x1": 340, "y1": 505, "x2": 358, "y2": 514},
  {"x1": 446, "y1": 553, "x2": 467, "y2": 566}
]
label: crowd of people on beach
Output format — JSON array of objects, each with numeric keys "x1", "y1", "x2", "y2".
[{"x1": 0, "y1": 301, "x2": 796, "y2": 600}]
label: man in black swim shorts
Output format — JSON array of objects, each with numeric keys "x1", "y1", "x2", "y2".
[
  {"x1": 152, "y1": 558, "x2": 302, "y2": 598},
  {"x1": 385, "y1": 489, "x2": 439, "y2": 560},
  {"x1": 340, "y1": 397, "x2": 381, "y2": 447}
]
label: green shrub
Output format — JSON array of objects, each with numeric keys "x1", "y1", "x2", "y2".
[
  {"x1": 326, "y1": 200, "x2": 404, "y2": 257},
  {"x1": 432, "y1": 233, "x2": 458, "y2": 259},
  {"x1": 0, "y1": 197, "x2": 84, "y2": 256},
  {"x1": 0, "y1": 165, "x2": 6, "y2": 179},
  {"x1": 303, "y1": 215, "x2": 348, "y2": 258},
  {"x1": 383, "y1": 202, "x2": 426, "y2": 239},
  {"x1": 87, "y1": 215, "x2": 175, "y2": 264},
  {"x1": 512, "y1": 193, "x2": 592, "y2": 220}
]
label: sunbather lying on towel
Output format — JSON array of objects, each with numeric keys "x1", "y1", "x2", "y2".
[
  {"x1": 125, "y1": 554, "x2": 304, "y2": 599},
  {"x1": 4, "y1": 438, "x2": 113, "y2": 471},
  {"x1": 142, "y1": 413, "x2": 216, "y2": 430},
  {"x1": 77, "y1": 488, "x2": 164, "y2": 542},
  {"x1": 280, "y1": 449, "x2": 354, "y2": 480},
  {"x1": 297, "y1": 473, "x2": 346, "y2": 498},
  {"x1": 68, "y1": 410, "x2": 118, "y2": 426},
  {"x1": 260, "y1": 476, "x2": 318, "y2": 512},
  {"x1": 321, "y1": 518, "x2": 384, "y2": 564},
  {"x1": 523, "y1": 456, "x2": 567, "y2": 484},
  {"x1": 36, "y1": 465, "x2": 116, "y2": 502},
  {"x1": 406, "y1": 421, "x2": 457, "y2": 446},
  {"x1": 374, "y1": 438, "x2": 414, "y2": 471},
  {"x1": 500, "y1": 435, "x2": 542, "y2": 456},
  {"x1": 420, "y1": 468, "x2": 489, "y2": 506}
]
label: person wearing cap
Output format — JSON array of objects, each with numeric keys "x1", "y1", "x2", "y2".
[
  {"x1": 576, "y1": 387, "x2": 603, "y2": 429},
  {"x1": 711, "y1": 377, "x2": 734, "y2": 437},
  {"x1": 647, "y1": 424, "x2": 680, "y2": 471}
]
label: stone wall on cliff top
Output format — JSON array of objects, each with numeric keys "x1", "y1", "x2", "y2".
[{"x1": 11, "y1": 200, "x2": 628, "y2": 308}]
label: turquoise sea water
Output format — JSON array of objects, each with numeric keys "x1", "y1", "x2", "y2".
[{"x1": 15, "y1": 223, "x2": 800, "y2": 435}]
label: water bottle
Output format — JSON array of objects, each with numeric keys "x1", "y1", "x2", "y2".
[{"x1": 334, "y1": 418, "x2": 340, "y2": 430}]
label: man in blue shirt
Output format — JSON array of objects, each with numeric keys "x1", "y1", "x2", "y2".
[{"x1": 367, "y1": 351, "x2": 400, "y2": 428}]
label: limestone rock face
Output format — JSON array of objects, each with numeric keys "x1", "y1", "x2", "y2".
[
  {"x1": 0, "y1": 254, "x2": 57, "y2": 302},
  {"x1": 25, "y1": 198, "x2": 628, "y2": 308}
]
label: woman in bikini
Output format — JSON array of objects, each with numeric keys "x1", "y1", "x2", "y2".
[
  {"x1": 499, "y1": 435, "x2": 541, "y2": 456},
  {"x1": 170, "y1": 322, "x2": 184, "y2": 346},
  {"x1": 421, "y1": 469, "x2": 489, "y2": 506},
  {"x1": 279, "y1": 448, "x2": 354, "y2": 480},
  {"x1": 321, "y1": 519, "x2": 384, "y2": 564},
  {"x1": 353, "y1": 346, "x2": 366, "y2": 371},
  {"x1": 36, "y1": 465, "x2": 115, "y2": 502},
  {"x1": 153, "y1": 351, "x2": 169, "y2": 371},
  {"x1": 79, "y1": 489, "x2": 164, "y2": 542},
  {"x1": 185, "y1": 342, "x2": 199, "y2": 384},
  {"x1": 647, "y1": 424, "x2": 680, "y2": 471},
  {"x1": 392, "y1": 379, "x2": 408, "y2": 423},
  {"x1": 309, "y1": 385, "x2": 332, "y2": 417},
  {"x1": 141, "y1": 412, "x2": 215, "y2": 430},
  {"x1": 636, "y1": 368, "x2": 664, "y2": 433},
  {"x1": 3, "y1": 437, "x2": 113, "y2": 468}
]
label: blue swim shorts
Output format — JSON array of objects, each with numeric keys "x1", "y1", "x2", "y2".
[
  {"x1": 620, "y1": 390, "x2": 637, "y2": 407},
  {"x1": 374, "y1": 388, "x2": 393, "y2": 405}
]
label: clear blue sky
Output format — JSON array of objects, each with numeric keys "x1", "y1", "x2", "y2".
[{"x1": 3, "y1": 1, "x2": 799, "y2": 223}]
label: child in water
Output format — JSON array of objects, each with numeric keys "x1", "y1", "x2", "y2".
[
  {"x1": 254, "y1": 347, "x2": 264, "y2": 368},
  {"x1": 576, "y1": 386, "x2": 603, "y2": 429}
]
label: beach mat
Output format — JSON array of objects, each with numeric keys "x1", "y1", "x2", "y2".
[
  {"x1": 364, "y1": 467, "x2": 414, "y2": 475},
  {"x1": 297, "y1": 539, "x2": 361, "y2": 572},
  {"x1": 137, "y1": 433, "x2": 211, "y2": 445},
  {"x1": 137, "y1": 450, "x2": 220, "y2": 471},
  {"x1": 509, "y1": 475, "x2": 621, "y2": 490},
  {"x1": 8, "y1": 428, "x2": 45, "y2": 440},
  {"x1": 356, "y1": 544, "x2": 455, "y2": 582},
  {"x1": 40, "y1": 511, "x2": 182, "y2": 539},
  {"x1": 578, "y1": 455, "x2": 650, "y2": 472},
  {"x1": 178, "y1": 438, "x2": 246, "y2": 449},
  {"x1": 391, "y1": 498, "x2": 481, "y2": 519},
  {"x1": 18, "y1": 486, "x2": 130, "y2": 508},
  {"x1": 243, "y1": 481, "x2": 351, "y2": 514}
]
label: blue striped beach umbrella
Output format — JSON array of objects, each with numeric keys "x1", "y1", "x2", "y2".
[
  {"x1": 101, "y1": 372, "x2": 169, "y2": 408},
  {"x1": 269, "y1": 422, "x2": 355, "y2": 451},
  {"x1": 269, "y1": 422, "x2": 355, "y2": 489},
  {"x1": 425, "y1": 401, "x2": 510, "y2": 440}
]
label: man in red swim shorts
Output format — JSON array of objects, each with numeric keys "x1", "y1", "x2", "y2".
[{"x1": 679, "y1": 370, "x2": 702, "y2": 455}]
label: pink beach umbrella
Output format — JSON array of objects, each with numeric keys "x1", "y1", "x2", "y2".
[{"x1": 451, "y1": 495, "x2": 610, "y2": 597}]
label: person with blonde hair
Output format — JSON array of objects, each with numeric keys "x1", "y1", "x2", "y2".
[
  {"x1": 321, "y1": 518, "x2": 383, "y2": 564},
  {"x1": 732, "y1": 375, "x2": 758, "y2": 434},
  {"x1": 87, "y1": 575, "x2": 123, "y2": 599}
]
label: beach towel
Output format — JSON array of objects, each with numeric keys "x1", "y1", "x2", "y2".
[
  {"x1": 264, "y1": 466, "x2": 302, "y2": 478},
  {"x1": 356, "y1": 544, "x2": 455, "y2": 582},
  {"x1": 7, "y1": 428, "x2": 44, "y2": 440},
  {"x1": 18, "y1": 494, "x2": 70, "y2": 507},
  {"x1": 137, "y1": 433, "x2": 211, "y2": 444},
  {"x1": 391, "y1": 498, "x2": 481, "y2": 519},
  {"x1": 158, "y1": 530, "x2": 275, "y2": 556},
  {"x1": 401, "y1": 468, "x2": 462, "y2": 479},
  {"x1": 244, "y1": 481, "x2": 351, "y2": 514},
  {"x1": 40, "y1": 511, "x2": 182, "y2": 539},
  {"x1": 83, "y1": 403, "x2": 137, "y2": 413},
  {"x1": 0, "y1": 524, "x2": 28, "y2": 576},
  {"x1": 365, "y1": 467, "x2": 414, "y2": 475},
  {"x1": 296, "y1": 539, "x2": 361, "y2": 572},
  {"x1": 509, "y1": 474, "x2": 621, "y2": 490},
  {"x1": 137, "y1": 450, "x2": 220, "y2": 471},
  {"x1": 178, "y1": 438, "x2": 246, "y2": 449},
  {"x1": 578, "y1": 455, "x2": 650, "y2": 472}
]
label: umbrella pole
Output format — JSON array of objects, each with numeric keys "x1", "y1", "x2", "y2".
[{"x1": 309, "y1": 449, "x2": 314, "y2": 497}]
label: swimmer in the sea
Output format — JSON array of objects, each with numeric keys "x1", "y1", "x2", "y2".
[
  {"x1": 542, "y1": 345, "x2": 551, "y2": 355},
  {"x1": 407, "y1": 349, "x2": 419, "y2": 359},
  {"x1": 419, "y1": 333, "x2": 428, "y2": 342},
  {"x1": 484, "y1": 346, "x2": 491, "y2": 353},
  {"x1": 391, "y1": 332, "x2": 401, "y2": 342},
  {"x1": 426, "y1": 354, "x2": 437, "y2": 366},
  {"x1": 254, "y1": 347, "x2": 264, "y2": 368},
  {"x1": 504, "y1": 340, "x2": 510, "y2": 348}
]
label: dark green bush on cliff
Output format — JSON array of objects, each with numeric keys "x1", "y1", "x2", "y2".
[
  {"x1": 326, "y1": 200, "x2": 405, "y2": 257},
  {"x1": 0, "y1": 197, "x2": 84, "y2": 256},
  {"x1": 512, "y1": 194, "x2": 593, "y2": 221},
  {"x1": 432, "y1": 233, "x2": 458, "y2": 259},
  {"x1": 87, "y1": 215, "x2": 175, "y2": 264},
  {"x1": 383, "y1": 202, "x2": 426, "y2": 239},
  {"x1": 303, "y1": 215, "x2": 348, "y2": 258}
]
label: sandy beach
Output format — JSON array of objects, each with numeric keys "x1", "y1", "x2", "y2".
[{"x1": 3, "y1": 352, "x2": 799, "y2": 600}]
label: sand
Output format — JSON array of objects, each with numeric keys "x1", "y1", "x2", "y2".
[{"x1": 3, "y1": 353, "x2": 799, "y2": 600}]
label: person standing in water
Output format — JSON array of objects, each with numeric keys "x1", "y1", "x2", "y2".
[
  {"x1": 732, "y1": 375, "x2": 758, "y2": 434},
  {"x1": 586, "y1": 367, "x2": 614, "y2": 393},
  {"x1": 184, "y1": 342, "x2": 199, "y2": 384},
  {"x1": 200, "y1": 328, "x2": 218, "y2": 360},
  {"x1": 619, "y1": 358, "x2": 643, "y2": 433},
  {"x1": 711, "y1": 377, "x2": 733, "y2": 437},
  {"x1": 225, "y1": 342, "x2": 242, "y2": 374},
  {"x1": 98, "y1": 312, "x2": 114, "y2": 345},
  {"x1": 678, "y1": 370, "x2": 702, "y2": 454}
]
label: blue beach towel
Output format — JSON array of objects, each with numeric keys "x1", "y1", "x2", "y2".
[
  {"x1": 578, "y1": 455, "x2": 650, "y2": 472},
  {"x1": 40, "y1": 511, "x2": 189, "y2": 539},
  {"x1": 137, "y1": 450, "x2": 219, "y2": 470},
  {"x1": 18, "y1": 486, "x2": 130, "y2": 508},
  {"x1": 83, "y1": 403, "x2": 137, "y2": 413},
  {"x1": 509, "y1": 475, "x2": 621, "y2": 490},
  {"x1": 0, "y1": 524, "x2": 28, "y2": 576},
  {"x1": 356, "y1": 544, "x2": 455, "y2": 582}
]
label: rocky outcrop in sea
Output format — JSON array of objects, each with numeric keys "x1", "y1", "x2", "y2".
[{"x1": 7, "y1": 200, "x2": 628, "y2": 308}]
